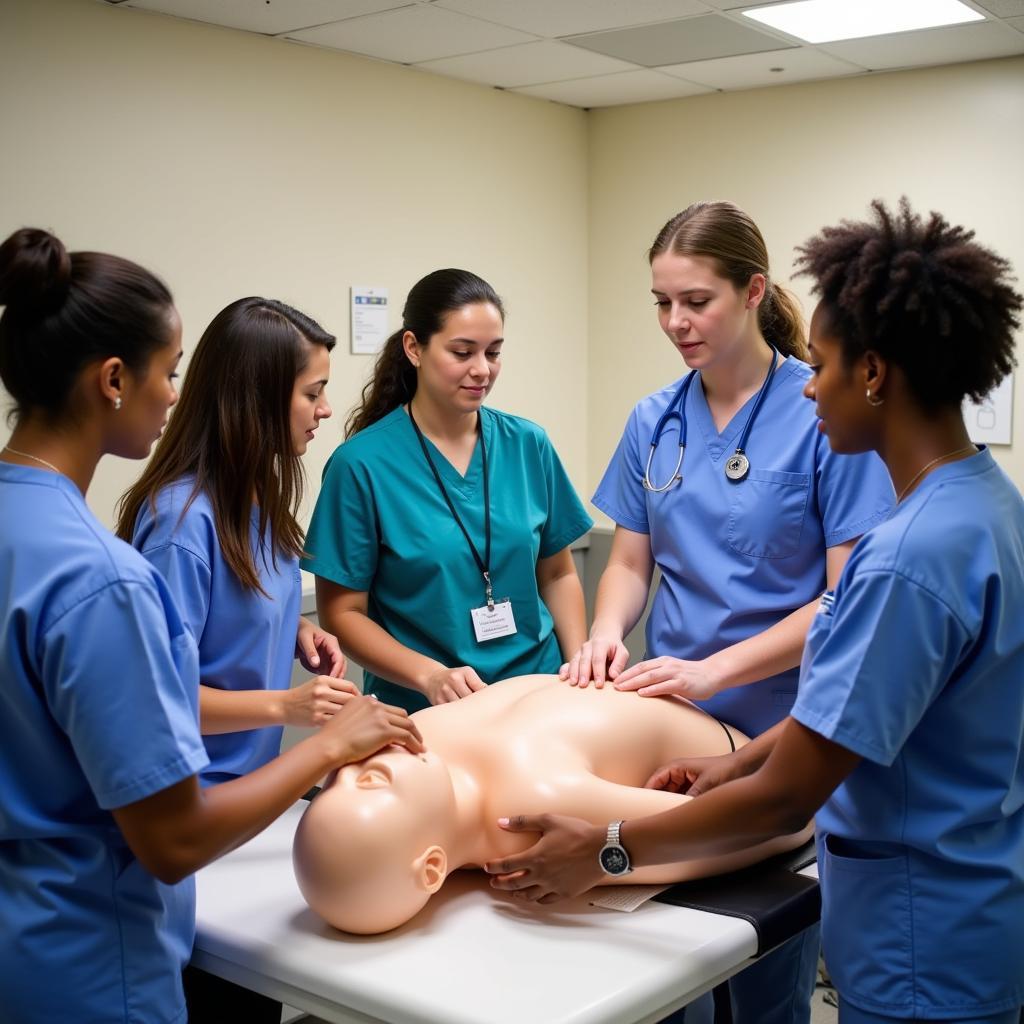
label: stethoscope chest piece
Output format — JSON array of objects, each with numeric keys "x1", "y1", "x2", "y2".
[{"x1": 724, "y1": 452, "x2": 750, "y2": 482}]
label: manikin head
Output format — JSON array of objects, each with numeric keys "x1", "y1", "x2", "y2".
[{"x1": 293, "y1": 747, "x2": 459, "y2": 934}]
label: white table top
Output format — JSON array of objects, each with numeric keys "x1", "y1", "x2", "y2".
[{"x1": 194, "y1": 802, "x2": 767, "y2": 1024}]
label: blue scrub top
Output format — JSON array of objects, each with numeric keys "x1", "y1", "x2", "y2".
[
  {"x1": 0, "y1": 464, "x2": 208, "y2": 1024},
  {"x1": 594, "y1": 356, "x2": 894, "y2": 736},
  {"x1": 303, "y1": 406, "x2": 593, "y2": 712},
  {"x1": 133, "y1": 476, "x2": 303, "y2": 784},
  {"x1": 793, "y1": 449, "x2": 1024, "y2": 1019}
]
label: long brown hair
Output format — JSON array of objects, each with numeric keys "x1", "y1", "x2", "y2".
[
  {"x1": 116, "y1": 297, "x2": 335, "y2": 592},
  {"x1": 649, "y1": 201, "x2": 808, "y2": 360},
  {"x1": 345, "y1": 269, "x2": 504, "y2": 438}
]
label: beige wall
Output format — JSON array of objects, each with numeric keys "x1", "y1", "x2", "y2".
[
  {"x1": 587, "y1": 56, "x2": 1024, "y2": 511},
  {"x1": 2, "y1": 1, "x2": 1022, "y2": 532},
  {"x1": 0, "y1": 0, "x2": 589, "y2": 529}
]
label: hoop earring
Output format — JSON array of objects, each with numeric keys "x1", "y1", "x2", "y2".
[
  {"x1": 865, "y1": 389, "x2": 884, "y2": 407},
  {"x1": 113, "y1": 396, "x2": 122, "y2": 411}
]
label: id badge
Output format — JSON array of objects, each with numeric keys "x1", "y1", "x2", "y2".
[{"x1": 471, "y1": 599, "x2": 517, "y2": 643}]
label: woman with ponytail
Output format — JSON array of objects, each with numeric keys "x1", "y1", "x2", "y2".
[
  {"x1": 303, "y1": 268, "x2": 592, "y2": 713},
  {"x1": 557, "y1": 202, "x2": 894, "y2": 1024},
  {"x1": 0, "y1": 229, "x2": 422, "y2": 1024}
]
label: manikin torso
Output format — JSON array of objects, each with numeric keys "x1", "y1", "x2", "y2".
[{"x1": 295, "y1": 676, "x2": 811, "y2": 933}]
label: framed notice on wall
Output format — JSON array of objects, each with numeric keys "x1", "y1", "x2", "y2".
[
  {"x1": 964, "y1": 373, "x2": 1014, "y2": 446},
  {"x1": 350, "y1": 286, "x2": 389, "y2": 355}
]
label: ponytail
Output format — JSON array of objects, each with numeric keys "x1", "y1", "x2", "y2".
[{"x1": 345, "y1": 329, "x2": 417, "y2": 439}]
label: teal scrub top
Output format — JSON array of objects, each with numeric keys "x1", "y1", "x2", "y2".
[{"x1": 302, "y1": 406, "x2": 593, "y2": 711}]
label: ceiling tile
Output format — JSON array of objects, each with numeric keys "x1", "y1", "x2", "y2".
[
  {"x1": 661, "y1": 46, "x2": 865, "y2": 89},
  {"x1": 565, "y1": 14, "x2": 796, "y2": 67},
  {"x1": 819, "y1": 20, "x2": 1024, "y2": 70},
  {"x1": 513, "y1": 70, "x2": 714, "y2": 108},
  {"x1": 701, "y1": 0, "x2": 762, "y2": 8},
  {"x1": 123, "y1": 0, "x2": 409, "y2": 35},
  {"x1": 287, "y1": 4, "x2": 536, "y2": 63},
  {"x1": 970, "y1": 0, "x2": 1024, "y2": 15},
  {"x1": 432, "y1": 0, "x2": 710, "y2": 38},
  {"x1": 1006, "y1": 15, "x2": 1024, "y2": 30},
  {"x1": 416, "y1": 40, "x2": 635, "y2": 88}
]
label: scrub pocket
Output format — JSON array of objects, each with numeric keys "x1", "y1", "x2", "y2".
[
  {"x1": 727, "y1": 469, "x2": 809, "y2": 559},
  {"x1": 820, "y1": 833, "x2": 914, "y2": 1014}
]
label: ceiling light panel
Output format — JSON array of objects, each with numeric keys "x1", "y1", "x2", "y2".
[
  {"x1": 124, "y1": 0, "x2": 409, "y2": 36},
  {"x1": 567, "y1": 14, "x2": 795, "y2": 67},
  {"x1": 743, "y1": 0, "x2": 985, "y2": 44},
  {"x1": 287, "y1": 4, "x2": 534, "y2": 63},
  {"x1": 434, "y1": 0, "x2": 710, "y2": 38}
]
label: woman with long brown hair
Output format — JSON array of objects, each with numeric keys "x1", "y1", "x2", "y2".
[{"x1": 117, "y1": 297, "x2": 356, "y2": 788}]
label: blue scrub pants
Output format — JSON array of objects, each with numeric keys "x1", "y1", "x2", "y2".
[
  {"x1": 660, "y1": 923, "x2": 820, "y2": 1024},
  {"x1": 838, "y1": 1000, "x2": 1021, "y2": 1024}
]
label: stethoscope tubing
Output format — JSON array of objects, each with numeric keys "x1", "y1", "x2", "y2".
[{"x1": 642, "y1": 346, "x2": 779, "y2": 491}]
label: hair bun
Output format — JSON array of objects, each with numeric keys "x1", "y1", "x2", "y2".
[{"x1": 0, "y1": 227, "x2": 73, "y2": 314}]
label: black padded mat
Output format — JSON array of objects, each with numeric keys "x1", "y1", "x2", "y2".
[{"x1": 652, "y1": 838, "x2": 819, "y2": 957}]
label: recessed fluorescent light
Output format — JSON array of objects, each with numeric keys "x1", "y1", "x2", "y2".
[{"x1": 742, "y1": 0, "x2": 984, "y2": 44}]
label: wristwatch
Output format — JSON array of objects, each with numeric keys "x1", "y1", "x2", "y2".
[{"x1": 598, "y1": 820, "x2": 633, "y2": 876}]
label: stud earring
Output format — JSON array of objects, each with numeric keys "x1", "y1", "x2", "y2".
[
  {"x1": 865, "y1": 389, "x2": 884, "y2": 407},
  {"x1": 113, "y1": 396, "x2": 122, "y2": 411}
]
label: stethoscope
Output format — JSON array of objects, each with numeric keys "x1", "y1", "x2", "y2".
[{"x1": 643, "y1": 346, "x2": 780, "y2": 492}]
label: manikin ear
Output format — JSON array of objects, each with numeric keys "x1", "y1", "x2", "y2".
[
  {"x1": 401, "y1": 330, "x2": 422, "y2": 369},
  {"x1": 744, "y1": 273, "x2": 767, "y2": 310},
  {"x1": 413, "y1": 845, "x2": 448, "y2": 894}
]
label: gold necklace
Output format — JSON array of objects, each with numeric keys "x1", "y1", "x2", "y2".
[
  {"x1": 896, "y1": 444, "x2": 976, "y2": 504},
  {"x1": 2, "y1": 444, "x2": 62, "y2": 475}
]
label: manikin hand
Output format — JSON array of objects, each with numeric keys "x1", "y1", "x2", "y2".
[
  {"x1": 296, "y1": 617, "x2": 346, "y2": 678},
  {"x1": 284, "y1": 676, "x2": 361, "y2": 727},
  {"x1": 558, "y1": 631, "x2": 630, "y2": 689},
  {"x1": 485, "y1": 814, "x2": 606, "y2": 903},
  {"x1": 424, "y1": 666, "x2": 487, "y2": 704},
  {"x1": 320, "y1": 694, "x2": 425, "y2": 764},
  {"x1": 613, "y1": 656, "x2": 722, "y2": 701},
  {"x1": 645, "y1": 750, "x2": 750, "y2": 797}
]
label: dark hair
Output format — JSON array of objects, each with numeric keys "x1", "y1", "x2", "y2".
[
  {"x1": 345, "y1": 269, "x2": 504, "y2": 438},
  {"x1": 116, "y1": 297, "x2": 335, "y2": 593},
  {"x1": 0, "y1": 227, "x2": 174, "y2": 424},
  {"x1": 795, "y1": 198, "x2": 1021, "y2": 411},
  {"x1": 649, "y1": 201, "x2": 808, "y2": 360}
]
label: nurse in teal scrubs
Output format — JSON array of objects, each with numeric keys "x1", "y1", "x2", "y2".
[
  {"x1": 0, "y1": 228, "x2": 424, "y2": 1024},
  {"x1": 304, "y1": 269, "x2": 592, "y2": 712},
  {"x1": 488, "y1": 199, "x2": 1024, "y2": 1024}
]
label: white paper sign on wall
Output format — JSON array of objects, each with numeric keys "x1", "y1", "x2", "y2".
[
  {"x1": 351, "y1": 286, "x2": 389, "y2": 355},
  {"x1": 964, "y1": 373, "x2": 1014, "y2": 446}
]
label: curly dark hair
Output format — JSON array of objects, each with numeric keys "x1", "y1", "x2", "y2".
[{"x1": 795, "y1": 197, "x2": 1021, "y2": 410}]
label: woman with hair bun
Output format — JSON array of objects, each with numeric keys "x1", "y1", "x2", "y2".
[
  {"x1": 0, "y1": 228, "x2": 424, "y2": 1024},
  {"x1": 559, "y1": 201, "x2": 894, "y2": 1024},
  {"x1": 490, "y1": 198, "x2": 1024, "y2": 1024},
  {"x1": 303, "y1": 269, "x2": 592, "y2": 713}
]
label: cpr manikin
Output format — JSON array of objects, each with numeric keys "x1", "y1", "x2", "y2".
[{"x1": 293, "y1": 675, "x2": 812, "y2": 934}]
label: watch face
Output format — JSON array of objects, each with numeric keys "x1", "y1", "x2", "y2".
[{"x1": 600, "y1": 845, "x2": 629, "y2": 875}]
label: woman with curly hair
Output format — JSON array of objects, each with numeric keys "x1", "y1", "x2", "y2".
[{"x1": 487, "y1": 198, "x2": 1024, "y2": 1024}]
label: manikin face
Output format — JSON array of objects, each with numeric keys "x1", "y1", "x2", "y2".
[
  {"x1": 407, "y1": 302, "x2": 504, "y2": 415},
  {"x1": 290, "y1": 343, "x2": 332, "y2": 456},
  {"x1": 803, "y1": 302, "x2": 875, "y2": 454},
  {"x1": 650, "y1": 253, "x2": 764, "y2": 372},
  {"x1": 113, "y1": 307, "x2": 183, "y2": 460},
  {"x1": 293, "y1": 748, "x2": 456, "y2": 934}
]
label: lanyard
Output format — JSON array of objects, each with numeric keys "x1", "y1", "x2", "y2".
[{"x1": 408, "y1": 405, "x2": 495, "y2": 610}]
